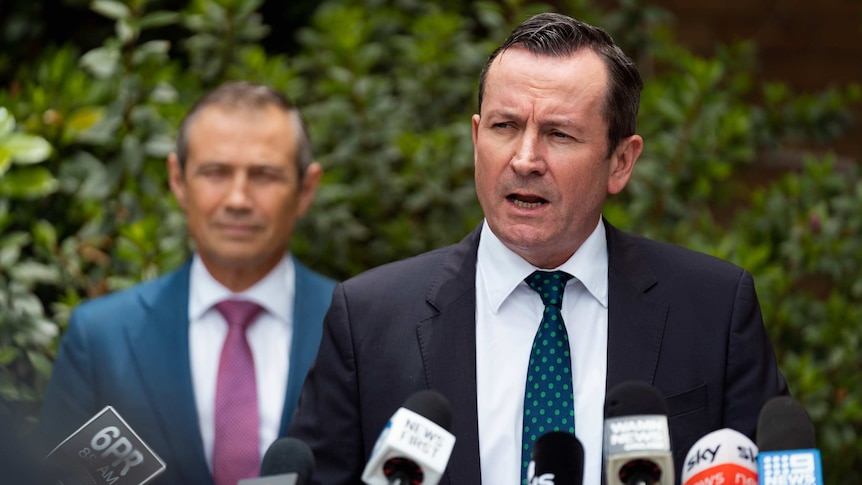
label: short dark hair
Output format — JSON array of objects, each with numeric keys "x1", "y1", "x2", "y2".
[
  {"x1": 478, "y1": 13, "x2": 643, "y2": 158},
  {"x1": 175, "y1": 81, "x2": 313, "y2": 176}
]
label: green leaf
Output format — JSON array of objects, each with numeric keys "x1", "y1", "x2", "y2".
[
  {"x1": 0, "y1": 249, "x2": 17, "y2": 268},
  {"x1": 143, "y1": 134, "x2": 175, "y2": 157},
  {"x1": 0, "y1": 230, "x2": 31, "y2": 249},
  {"x1": 0, "y1": 167, "x2": 58, "y2": 199},
  {"x1": 116, "y1": 18, "x2": 136, "y2": 44},
  {"x1": 58, "y1": 150, "x2": 112, "y2": 200},
  {"x1": 64, "y1": 107, "x2": 105, "y2": 140},
  {"x1": 0, "y1": 348, "x2": 18, "y2": 366},
  {"x1": 0, "y1": 147, "x2": 11, "y2": 177},
  {"x1": 149, "y1": 81, "x2": 178, "y2": 104},
  {"x1": 2, "y1": 133, "x2": 52, "y2": 164},
  {"x1": 139, "y1": 10, "x2": 180, "y2": 29},
  {"x1": 0, "y1": 107, "x2": 14, "y2": 137},
  {"x1": 28, "y1": 350, "x2": 55, "y2": 379},
  {"x1": 91, "y1": 0, "x2": 131, "y2": 21},
  {"x1": 80, "y1": 46, "x2": 121, "y2": 78},
  {"x1": 132, "y1": 40, "x2": 171, "y2": 64},
  {"x1": 9, "y1": 261, "x2": 61, "y2": 285},
  {"x1": 32, "y1": 220, "x2": 58, "y2": 251}
]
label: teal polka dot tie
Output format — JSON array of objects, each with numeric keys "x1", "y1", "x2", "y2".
[{"x1": 521, "y1": 270, "x2": 575, "y2": 485}]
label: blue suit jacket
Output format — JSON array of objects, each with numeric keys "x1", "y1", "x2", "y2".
[
  {"x1": 287, "y1": 221, "x2": 788, "y2": 484},
  {"x1": 38, "y1": 258, "x2": 336, "y2": 485}
]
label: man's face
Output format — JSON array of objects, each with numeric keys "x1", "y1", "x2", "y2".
[
  {"x1": 168, "y1": 104, "x2": 321, "y2": 289},
  {"x1": 472, "y1": 47, "x2": 641, "y2": 268}
]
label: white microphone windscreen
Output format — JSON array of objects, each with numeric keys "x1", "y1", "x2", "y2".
[{"x1": 681, "y1": 428, "x2": 757, "y2": 485}]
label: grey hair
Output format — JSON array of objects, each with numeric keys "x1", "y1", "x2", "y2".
[{"x1": 175, "y1": 81, "x2": 313, "y2": 176}]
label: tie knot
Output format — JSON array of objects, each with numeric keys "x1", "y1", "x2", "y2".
[
  {"x1": 215, "y1": 299, "x2": 264, "y2": 330},
  {"x1": 525, "y1": 270, "x2": 573, "y2": 308}
]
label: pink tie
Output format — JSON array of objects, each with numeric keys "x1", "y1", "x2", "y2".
[{"x1": 212, "y1": 299, "x2": 264, "y2": 485}]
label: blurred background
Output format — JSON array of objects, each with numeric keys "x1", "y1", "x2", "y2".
[{"x1": 1, "y1": 0, "x2": 860, "y2": 481}]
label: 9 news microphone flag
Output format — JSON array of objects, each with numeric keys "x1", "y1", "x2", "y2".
[{"x1": 756, "y1": 396, "x2": 823, "y2": 485}]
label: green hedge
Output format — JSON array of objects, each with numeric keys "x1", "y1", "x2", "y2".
[{"x1": 1, "y1": 0, "x2": 860, "y2": 481}]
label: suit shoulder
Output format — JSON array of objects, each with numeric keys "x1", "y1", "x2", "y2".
[
  {"x1": 342, "y1": 245, "x2": 453, "y2": 289},
  {"x1": 71, "y1": 265, "x2": 187, "y2": 325},
  {"x1": 613, "y1": 229, "x2": 748, "y2": 285},
  {"x1": 294, "y1": 259, "x2": 338, "y2": 291}
]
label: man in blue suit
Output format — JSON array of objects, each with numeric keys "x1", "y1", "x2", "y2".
[{"x1": 39, "y1": 81, "x2": 336, "y2": 485}]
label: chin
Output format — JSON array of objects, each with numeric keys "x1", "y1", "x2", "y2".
[
  {"x1": 498, "y1": 228, "x2": 554, "y2": 252},
  {"x1": 206, "y1": 250, "x2": 264, "y2": 267}
]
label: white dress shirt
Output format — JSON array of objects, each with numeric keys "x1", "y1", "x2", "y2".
[
  {"x1": 188, "y1": 253, "x2": 295, "y2": 470},
  {"x1": 476, "y1": 219, "x2": 609, "y2": 485}
]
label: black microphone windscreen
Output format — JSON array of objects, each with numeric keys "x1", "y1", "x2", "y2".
[
  {"x1": 532, "y1": 431, "x2": 585, "y2": 485},
  {"x1": 403, "y1": 389, "x2": 452, "y2": 431},
  {"x1": 604, "y1": 381, "x2": 669, "y2": 418},
  {"x1": 260, "y1": 437, "x2": 315, "y2": 480},
  {"x1": 756, "y1": 396, "x2": 816, "y2": 451}
]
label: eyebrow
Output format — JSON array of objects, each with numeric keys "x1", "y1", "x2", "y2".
[
  {"x1": 195, "y1": 160, "x2": 288, "y2": 170},
  {"x1": 484, "y1": 110, "x2": 586, "y2": 132}
]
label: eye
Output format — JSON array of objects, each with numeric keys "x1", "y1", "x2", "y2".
[
  {"x1": 249, "y1": 167, "x2": 287, "y2": 183},
  {"x1": 198, "y1": 165, "x2": 231, "y2": 179}
]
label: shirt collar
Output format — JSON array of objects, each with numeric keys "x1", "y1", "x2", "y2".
[
  {"x1": 477, "y1": 218, "x2": 609, "y2": 313},
  {"x1": 189, "y1": 253, "x2": 294, "y2": 321}
]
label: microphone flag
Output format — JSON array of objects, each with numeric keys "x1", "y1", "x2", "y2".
[
  {"x1": 43, "y1": 406, "x2": 166, "y2": 485},
  {"x1": 681, "y1": 428, "x2": 757, "y2": 485}
]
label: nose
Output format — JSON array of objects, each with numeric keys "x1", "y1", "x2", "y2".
[
  {"x1": 510, "y1": 131, "x2": 545, "y2": 176},
  {"x1": 224, "y1": 172, "x2": 253, "y2": 210}
]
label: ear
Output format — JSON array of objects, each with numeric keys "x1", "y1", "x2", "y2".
[
  {"x1": 295, "y1": 161, "x2": 323, "y2": 218},
  {"x1": 471, "y1": 114, "x2": 481, "y2": 164},
  {"x1": 167, "y1": 153, "x2": 188, "y2": 210},
  {"x1": 607, "y1": 134, "x2": 643, "y2": 195},
  {"x1": 472, "y1": 114, "x2": 481, "y2": 144}
]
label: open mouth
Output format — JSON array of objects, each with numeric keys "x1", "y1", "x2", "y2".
[{"x1": 508, "y1": 194, "x2": 547, "y2": 208}]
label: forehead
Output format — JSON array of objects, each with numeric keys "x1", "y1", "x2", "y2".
[
  {"x1": 186, "y1": 104, "x2": 298, "y2": 164},
  {"x1": 482, "y1": 47, "x2": 609, "y2": 115}
]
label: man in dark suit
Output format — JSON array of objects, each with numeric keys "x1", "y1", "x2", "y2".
[
  {"x1": 39, "y1": 81, "x2": 336, "y2": 485},
  {"x1": 287, "y1": 12, "x2": 787, "y2": 485}
]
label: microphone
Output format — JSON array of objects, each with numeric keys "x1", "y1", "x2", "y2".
[
  {"x1": 361, "y1": 389, "x2": 457, "y2": 485},
  {"x1": 238, "y1": 437, "x2": 315, "y2": 485},
  {"x1": 603, "y1": 381, "x2": 674, "y2": 485},
  {"x1": 42, "y1": 405, "x2": 166, "y2": 485},
  {"x1": 681, "y1": 428, "x2": 758, "y2": 485},
  {"x1": 756, "y1": 396, "x2": 823, "y2": 485},
  {"x1": 528, "y1": 431, "x2": 585, "y2": 485}
]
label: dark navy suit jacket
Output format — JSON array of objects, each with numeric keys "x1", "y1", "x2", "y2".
[
  {"x1": 39, "y1": 257, "x2": 336, "y2": 485},
  {"x1": 287, "y1": 221, "x2": 788, "y2": 484}
]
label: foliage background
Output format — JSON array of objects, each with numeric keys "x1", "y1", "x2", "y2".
[{"x1": 1, "y1": 0, "x2": 860, "y2": 481}]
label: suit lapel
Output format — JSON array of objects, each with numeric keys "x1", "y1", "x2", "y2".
[
  {"x1": 418, "y1": 226, "x2": 483, "y2": 485},
  {"x1": 127, "y1": 261, "x2": 211, "y2": 484},
  {"x1": 604, "y1": 221, "x2": 669, "y2": 390},
  {"x1": 280, "y1": 260, "x2": 327, "y2": 435}
]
